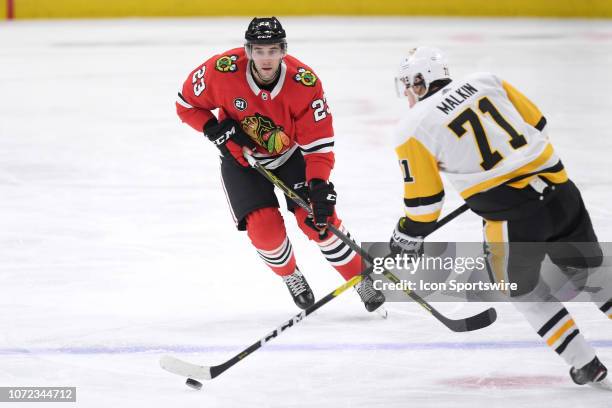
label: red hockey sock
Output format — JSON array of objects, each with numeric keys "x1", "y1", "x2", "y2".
[
  {"x1": 246, "y1": 207, "x2": 296, "y2": 277},
  {"x1": 293, "y1": 207, "x2": 362, "y2": 280}
]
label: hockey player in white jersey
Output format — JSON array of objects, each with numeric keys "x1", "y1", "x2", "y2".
[{"x1": 389, "y1": 46, "x2": 611, "y2": 389}]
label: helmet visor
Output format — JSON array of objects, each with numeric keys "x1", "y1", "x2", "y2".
[
  {"x1": 245, "y1": 41, "x2": 287, "y2": 60},
  {"x1": 394, "y1": 75, "x2": 411, "y2": 98}
]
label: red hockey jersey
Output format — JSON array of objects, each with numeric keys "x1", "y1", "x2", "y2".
[{"x1": 176, "y1": 47, "x2": 335, "y2": 182}]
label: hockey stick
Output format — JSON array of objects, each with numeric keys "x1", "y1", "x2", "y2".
[
  {"x1": 244, "y1": 154, "x2": 496, "y2": 333},
  {"x1": 160, "y1": 274, "x2": 362, "y2": 381},
  {"x1": 159, "y1": 187, "x2": 474, "y2": 383},
  {"x1": 159, "y1": 157, "x2": 492, "y2": 382}
]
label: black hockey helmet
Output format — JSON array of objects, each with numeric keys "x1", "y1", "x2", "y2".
[{"x1": 244, "y1": 17, "x2": 286, "y2": 45}]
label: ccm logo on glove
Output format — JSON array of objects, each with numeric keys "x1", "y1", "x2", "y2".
[{"x1": 212, "y1": 126, "x2": 236, "y2": 146}]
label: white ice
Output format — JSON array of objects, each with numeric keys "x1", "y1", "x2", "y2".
[{"x1": 1, "y1": 17, "x2": 612, "y2": 407}]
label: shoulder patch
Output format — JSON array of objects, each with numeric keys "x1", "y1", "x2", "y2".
[
  {"x1": 293, "y1": 67, "x2": 317, "y2": 87},
  {"x1": 215, "y1": 55, "x2": 239, "y2": 73}
]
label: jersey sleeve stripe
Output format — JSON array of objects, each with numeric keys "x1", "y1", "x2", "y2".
[
  {"x1": 300, "y1": 142, "x2": 334, "y2": 155},
  {"x1": 301, "y1": 141, "x2": 334, "y2": 152},
  {"x1": 176, "y1": 92, "x2": 193, "y2": 109},
  {"x1": 299, "y1": 137, "x2": 334, "y2": 150},
  {"x1": 535, "y1": 116, "x2": 547, "y2": 131},
  {"x1": 405, "y1": 200, "x2": 444, "y2": 216},
  {"x1": 403, "y1": 191, "x2": 445, "y2": 207}
]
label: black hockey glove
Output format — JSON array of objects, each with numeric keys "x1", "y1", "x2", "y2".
[
  {"x1": 204, "y1": 118, "x2": 257, "y2": 167},
  {"x1": 308, "y1": 179, "x2": 337, "y2": 228},
  {"x1": 389, "y1": 217, "x2": 424, "y2": 259}
]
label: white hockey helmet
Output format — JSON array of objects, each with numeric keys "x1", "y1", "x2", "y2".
[{"x1": 395, "y1": 46, "x2": 450, "y2": 99}]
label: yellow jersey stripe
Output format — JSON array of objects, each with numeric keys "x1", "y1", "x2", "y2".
[
  {"x1": 461, "y1": 143, "x2": 554, "y2": 199},
  {"x1": 539, "y1": 169, "x2": 569, "y2": 184},
  {"x1": 506, "y1": 168, "x2": 568, "y2": 189}
]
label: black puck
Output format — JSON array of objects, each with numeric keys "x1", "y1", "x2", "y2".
[{"x1": 185, "y1": 377, "x2": 203, "y2": 390}]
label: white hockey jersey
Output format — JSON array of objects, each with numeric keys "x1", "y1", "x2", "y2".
[{"x1": 394, "y1": 72, "x2": 568, "y2": 227}]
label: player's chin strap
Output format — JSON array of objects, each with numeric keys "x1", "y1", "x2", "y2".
[{"x1": 243, "y1": 150, "x2": 496, "y2": 333}]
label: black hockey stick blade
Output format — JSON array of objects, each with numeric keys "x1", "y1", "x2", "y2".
[
  {"x1": 160, "y1": 275, "x2": 364, "y2": 381},
  {"x1": 436, "y1": 306, "x2": 497, "y2": 332}
]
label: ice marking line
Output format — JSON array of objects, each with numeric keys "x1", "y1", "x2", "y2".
[{"x1": 2, "y1": 340, "x2": 612, "y2": 355}]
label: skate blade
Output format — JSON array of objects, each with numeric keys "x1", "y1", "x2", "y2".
[
  {"x1": 375, "y1": 306, "x2": 388, "y2": 319},
  {"x1": 589, "y1": 377, "x2": 612, "y2": 391}
]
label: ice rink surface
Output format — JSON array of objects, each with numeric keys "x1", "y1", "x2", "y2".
[{"x1": 1, "y1": 17, "x2": 612, "y2": 407}]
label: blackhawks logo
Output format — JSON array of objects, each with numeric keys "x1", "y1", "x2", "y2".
[
  {"x1": 215, "y1": 55, "x2": 238, "y2": 73},
  {"x1": 294, "y1": 67, "x2": 317, "y2": 87},
  {"x1": 241, "y1": 114, "x2": 291, "y2": 154}
]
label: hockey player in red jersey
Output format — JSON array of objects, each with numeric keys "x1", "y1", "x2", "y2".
[
  {"x1": 176, "y1": 17, "x2": 384, "y2": 312},
  {"x1": 389, "y1": 46, "x2": 611, "y2": 389}
]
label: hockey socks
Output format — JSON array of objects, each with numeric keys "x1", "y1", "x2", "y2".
[
  {"x1": 315, "y1": 224, "x2": 361, "y2": 280},
  {"x1": 597, "y1": 299, "x2": 612, "y2": 319},
  {"x1": 247, "y1": 208, "x2": 296, "y2": 277},
  {"x1": 514, "y1": 301, "x2": 596, "y2": 369},
  {"x1": 293, "y1": 207, "x2": 362, "y2": 280}
]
